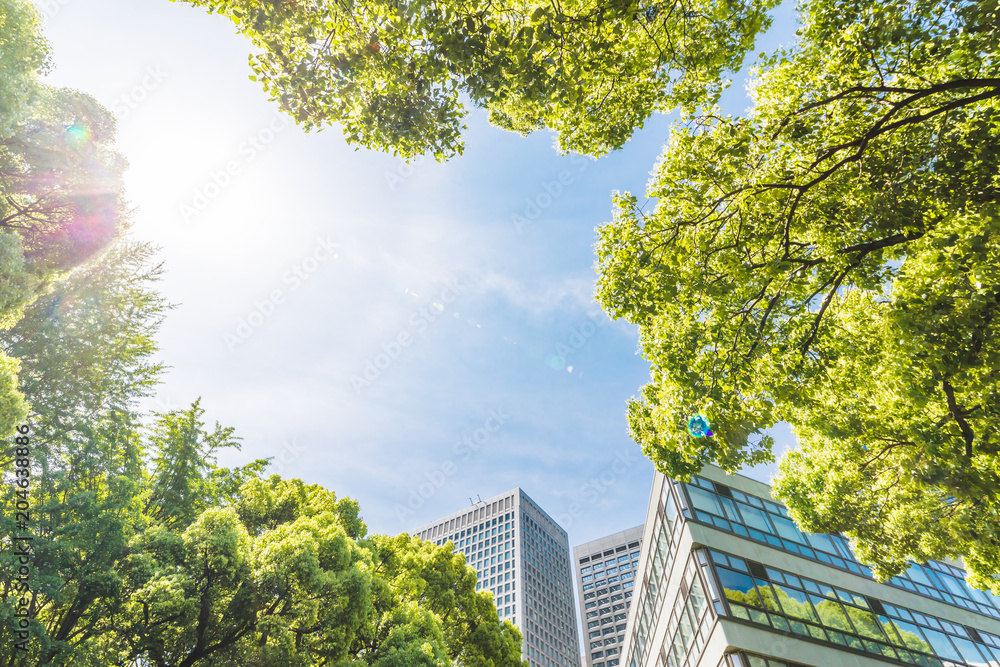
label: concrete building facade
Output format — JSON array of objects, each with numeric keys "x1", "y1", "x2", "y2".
[
  {"x1": 412, "y1": 488, "x2": 581, "y2": 667},
  {"x1": 573, "y1": 525, "x2": 645, "y2": 667},
  {"x1": 620, "y1": 466, "x2": 1000, "y2": 667}
]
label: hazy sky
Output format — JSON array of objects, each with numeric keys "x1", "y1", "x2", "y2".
[{"x1": 38, "y1": 0, "x2": 798, "y2": 549}]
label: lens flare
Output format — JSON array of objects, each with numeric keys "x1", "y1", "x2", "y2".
[
  {"x1": 66, "y1": 123, "x2": 91, "y2": 147},
  {"x1": 687, "y1": 414, "x2": 713, "y2": 438},
  {"x1": 545, "y1": 354, "x2": 566, "y2": 371}
]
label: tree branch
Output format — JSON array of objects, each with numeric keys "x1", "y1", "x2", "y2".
[{"x1": 942, "y1": 380, "x2": 975, "y2": 457}]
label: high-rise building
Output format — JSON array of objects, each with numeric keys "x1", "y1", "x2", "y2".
[
  {"x1": 573, "y1": 525, "x2": 644, "y2": 667},
  {"x1": 621, "y1": 465, "x2": 1000, "y2": 667},
  {"x1": 412, "y1": 488, "x2": 581, "y2": 667}
]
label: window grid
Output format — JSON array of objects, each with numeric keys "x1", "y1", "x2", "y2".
[
  {"x1": 708, "y1": 548, "x2": 1000, "y2": 667},
  {"x1": 680, "y1": 475, "x2": 1000, "y2": 621},
  {"x1": 625, "y1": 480, "x2": 686, "y2": 667},
  {"x1": 417, "y1": 494, "x2": 582, "y2": 667},
  {"x1": 720, "y1": 651, "x2": 815, "y2": 667},
  {"x1": 657, "y1": 553, "x2": 716, "y2": 667}
]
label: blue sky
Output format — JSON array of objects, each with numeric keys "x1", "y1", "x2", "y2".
[{"x1": 39, "y1": 0, "x2": 798, "y2": 548}]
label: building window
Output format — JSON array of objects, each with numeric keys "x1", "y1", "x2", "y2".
[
  {"x1": 722, "y1": 651, "x2": 814, "y2": 667},
  {"x1": 680, "y1": 475, "x2": 1000, "y2": 621},
  {"x1": 708, "y1": 548, "x2": 1000, "y2": 667}
]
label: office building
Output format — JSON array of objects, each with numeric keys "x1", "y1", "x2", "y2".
[
  {"x1": 412, "y1": 488, "x2": 581, "y2": 667},
  {"x1": 574, "y1": 525, "x2": 644, "y2": 667},
  {"x1": 620, "y1": 465, "x2": 1000, "y2": 667}
]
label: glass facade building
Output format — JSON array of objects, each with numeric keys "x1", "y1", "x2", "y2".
[
  {"x1": 620, "y1": 466, "x2": 1000, "y2": 667},
  {"x1": 573, "y1": 525, "x2": 644, "y2": 667},
  {"x1": 412, "y1": 488, "x2": 581, "y2": 667}
]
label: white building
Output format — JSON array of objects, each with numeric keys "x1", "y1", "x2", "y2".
[
  {"x1": 620, "y1": 465, "x2": 1000, "y2": 667},
  {"x1": 573, "y1": 525, "x2": 645, "y2": 667},
  {"x1": 413, "y1": 488, "x2": 582, "y2": 667}
]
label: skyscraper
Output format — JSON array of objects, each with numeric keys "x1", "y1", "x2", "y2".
[
  {"x1": 573, "y1": 525, "x2": 644, "y2": 667},
  {"x1": 621, "y1": 465, "x2": 1000, "y2": 667},
  {"x1": 412, "y1": 488, "x2": 582, "y2": 667}
]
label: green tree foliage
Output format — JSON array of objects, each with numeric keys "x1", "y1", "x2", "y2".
[
  {"x1": 0, "y1": 240, "x2": 168, "y2": 665},
  {"x1": 0, "y1": 0, "x2": 49, "y2": 439},
  {"x1": 595, "y1": 0, "x2": 1000, "y2": 589},
  {"x1": 174, "y1": 0, "x2": 776, "y2": 159},
  {"x1": 1, "y1": 86, "x2": 128, "y2": 274},
  {"x1": 0, "y1": 0, "x2": 131, "y2": 438},
  {"x1": 3, "y1": 242, "x2": 168, "y2": 444},
  {"x1": 145, "y1": 400, "x2": 243, "y2": 529},
  {"x1": 126, "y1": 470, "x2": 525, "y2": 666},
  {"x1": 4, "y1": 430, "x2": 526, "y2": 665},
  {"x1": 369, "y1": 534, "x2": 525, "y2": 667},
  {"x1": 0, "y1": 0, "x2": 49, "y2": 136}
]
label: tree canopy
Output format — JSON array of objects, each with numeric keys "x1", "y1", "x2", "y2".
[
  {"x1": 0, "y1": 0, "x2": 131, "y2": 438},
  {"x1": 0, "y1": 0, "x2": 49, "y2": 137},
  {"x1": 175, "y1": 0, "x2": 776, "y2": 158},
  {"x1": 596, "y1": 0, "x2": 1000, "y2": 591},
  {"x1": 1, "y1": 86, "x2": 128, "y2": 275}
]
